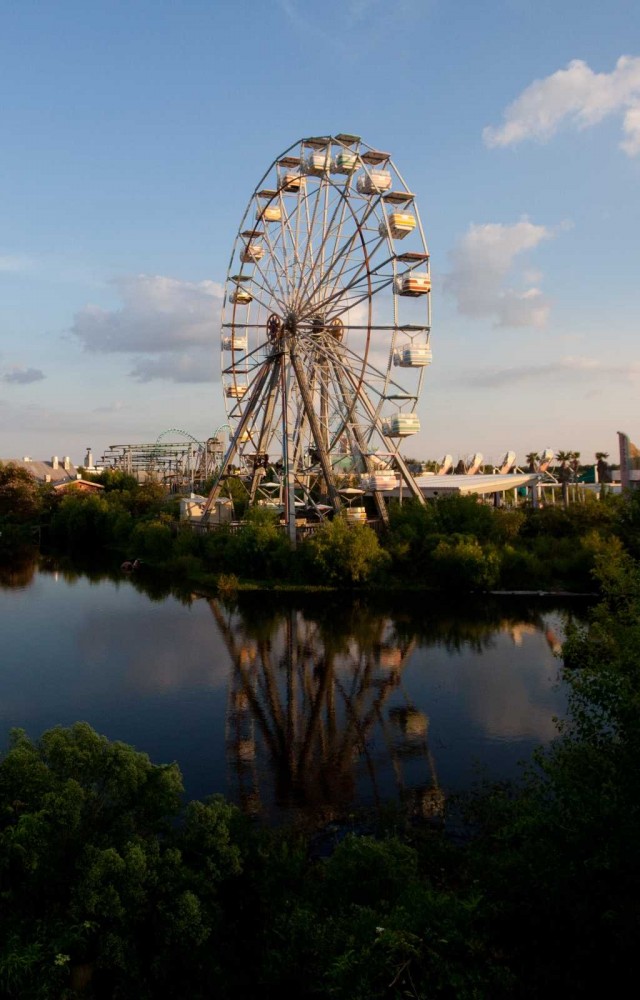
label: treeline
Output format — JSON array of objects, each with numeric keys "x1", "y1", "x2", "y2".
[
  {"x1": 49, "y1": 482, "x2": 640, "y2": 592},
  {"x1": 1, "y1": 550, "x2": 639, "y2": 998},
  {"x1": 3, "y1": 462, "x2": 640, "y2": 591}
]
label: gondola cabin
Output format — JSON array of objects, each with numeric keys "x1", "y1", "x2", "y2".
[
  {"x1": 393, "y1": 345, "x2": 433, "y2": 367},
  {"x1": 231, "y1": 288, "x2": 252, "y2": 305},
  {"x1": 360, "y1": 472, "x2": 398, "y2": 491},
  {"x1": 387, "y1": 212, "x2": 417, "y2": 239},
  {"x1": 332, "y1": 151, "x2": 359, "y2": 173},
  {"x1": 396, "y1": 272, "x2": 431, "y2": 296},
  {"x1": 280, "y1": 173, "x2": 305, "y2": 192},
  {"x1": 257, "y1": 205, "x2": 282, "y2": 223},
  {"x1": 222, "y1": 335, "x2": 248, "y2": 351},
  {"x1": 382, "y1": 413, "x2": 421, "y2": 437},
  {"x1": 344, "y1": 506, "x2": 367, "y2": 523},
  {"x1": 226, "y1": 384, "x2": 248, "y2": 399},
  {"x1": 240, "y1": 243, "x2": 265, "y2": 263},
  {"x1": 357, "y1": 170, "x2": 392, "y2": 194},
  {"x1": 305, "y1": 152, "x2": 330, "y2": 175}
]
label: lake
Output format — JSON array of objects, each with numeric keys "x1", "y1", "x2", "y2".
[{"x1": 0, "y1": 554, "x2": 586, "y2": 825}]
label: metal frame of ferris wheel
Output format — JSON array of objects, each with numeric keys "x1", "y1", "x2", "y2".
[{"x1": 203, "y1": 134, "x2": 433, "y2": 540}]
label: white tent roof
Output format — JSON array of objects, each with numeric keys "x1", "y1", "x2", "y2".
[{"x1": 388, "y1": 473, "x2": 540, "y2": 499}]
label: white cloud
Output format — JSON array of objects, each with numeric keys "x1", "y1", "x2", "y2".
[
  {"x1": 71, "y1": 274, "x2": 223, "y2": 384},
  {"x1": 131, "y1": 349, "x2": 216, "y2": 384},
  {"x1": 0, "y1": 253, "x2": 33, "y2": 274},
  {"x1": 463, "y1": 356, "x2": 640, "y2": 388},
  {"x1": 484, "y1": 55, "x2": 640, "y2": 156},
  {"x1": 444, "y1": 220, "x2": 552, "y2": 328},
  {"x1": 2, "y1": 366, "x2": 45, "y2": 385}
]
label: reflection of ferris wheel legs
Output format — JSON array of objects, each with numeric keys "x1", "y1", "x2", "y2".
[
  {"x1": 210, "y1": 598, "x2": 442, "y2": 823},
  {"x1": 203, "y1": 134, "x2": 434, "y2": 540}
]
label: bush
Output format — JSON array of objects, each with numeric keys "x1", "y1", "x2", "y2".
[
  {"x1": 301, "y1": 516, "x2": 389, "y2": 586},
  {"x1": 430, "y1": 535, "x2": 500, "y2": 591}
]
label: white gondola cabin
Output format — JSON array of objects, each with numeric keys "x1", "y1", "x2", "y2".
[
  {"x1": 360, "y1": 472, "x2": 398, "y2": 491},
  {"x1": 381, "y1": 212, "x2": 417, "y2": 240},
  {"x1": 393, "y1": 345, "x2": 433, "y2": 367},
  {"x1": 357, "y1": 170, "x2": 392, "y2": 194},
  {"x1": 382, "y1": 413, "x2": 421, "y2": 437},
  {"x1": 256, "y1": 205, "x2": 282, "y2": 223},
  {"x1": 222, "y1": 335, "x2": 248, "y2": 351},
  {"x1": 396, "y1": 272, "x2": 431, "y2": 296},
  {"x1": 332, "y1": 151, "x2": 359, "y2": 174},
  {"x1": 240, "y1": 243, "x2": 265, "y2": 263},
  {"x1": 225, "y1": 384, "x2": 248, "y2": 399},
  {"x1": 231, "y1": 288, "x2": 252, "y2": 305},
  {"x1": 304, "y1": 152, "x2": 330, "y2": 176}
]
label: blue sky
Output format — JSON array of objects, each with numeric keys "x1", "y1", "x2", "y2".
[{"x1": 1, "y1": 0, "x2": 638, "y2": 467}]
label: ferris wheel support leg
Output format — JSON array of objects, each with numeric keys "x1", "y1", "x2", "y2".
[
  {"x1": 289, "y1": 347, "x2": 342, "y2": 513},
  {"x1": 281, "y1": 350, "x2": 299, "y2": 547},
  {"x1": 329, "y1": 356, "x2": 390, "y2": 525},
  {"x1": 342, "y1": 366, "x2": 426, "y2": 507},
  {"x1": 249, "y1": 357, "x2": 283, "y2": 504},
  {"x1": 201, "y1": 360, "x2": 273, "y2": 520}
]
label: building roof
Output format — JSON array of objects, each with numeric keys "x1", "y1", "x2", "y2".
[
  {"x1": 53, "y1": 479, "x2": 104, "y2": 493},
  {"x1": 1, "y1": 457, "x2": 79, "y2": 484}
]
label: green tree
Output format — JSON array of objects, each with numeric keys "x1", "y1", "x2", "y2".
[
  {"x1": 0, "y1": 723, "x2": 184, "y2": 996},
  {"x1": 301, "y1": 515, "x2": 389, "y2": 586},
  {"x1": 0, "y1": 462, "x2": 47, "y2": 525}
]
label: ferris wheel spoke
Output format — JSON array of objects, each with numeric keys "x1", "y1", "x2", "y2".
[
  {"x1": 321, "y1": 236, "x2": 389, "y2": 312},
  {"x1": 258, "y1": 214, "x2": 290, "y2": 305},
  {"x1": 298, "y1": 197, "x2": 380, "y2": 305},
  {"x1": 250, "y1": 253, "x2": 290, "y2": 313},
  {"x1": 294, "y1": 177, "x2": 327, "y2": 311},
  {"x1": 295, "y1": 184, "x2": 351, "y2": 308}
]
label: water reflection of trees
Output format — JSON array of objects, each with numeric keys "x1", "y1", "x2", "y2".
[{"x1": 0, "y1": 547, "x2": 38, "y2": 589}]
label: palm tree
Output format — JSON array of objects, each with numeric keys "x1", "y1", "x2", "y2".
[
  {"x1": 556, "y1": 450, "x2": 572, "y2": 506},
  {"x1": 525, "y1": 451, "x2": 540, "y2": 473},
  {"x1": 570, "y1": 451, "x2": 581, "y2": 482},
  {"x1": 595, "y1": 451, "x2": 610, "y2": 484}
]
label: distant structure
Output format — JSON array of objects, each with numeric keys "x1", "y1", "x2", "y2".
[
  {"x1": 2, "y1": 454, "x2": 78, "y2": 485},
  {"x1": 618, "y1": 431, "x2": 640, "y2": 490},
  {"x1": 0, "y1": 454, "x2": 103, "y2": 494},
  {"x1": 99, "y1": 431, "x2": 225, "y2": 489}
]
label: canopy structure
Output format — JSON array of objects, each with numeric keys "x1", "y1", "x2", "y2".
[{"x1": 385, "y1": 472, "x2": 540, "y2": 500}]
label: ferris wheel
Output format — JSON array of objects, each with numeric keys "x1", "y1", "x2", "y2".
[{"x1": 206, "y1": 133, "x2": 431, "y2": 531}]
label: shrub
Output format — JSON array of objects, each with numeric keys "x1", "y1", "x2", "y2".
[{"x1": 301, "y1": 516, "x2": 389, "y2": 586}]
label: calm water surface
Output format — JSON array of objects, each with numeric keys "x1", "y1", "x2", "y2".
[{"x1": 0, "y1": 556, "x2": 587, "y2": 824}]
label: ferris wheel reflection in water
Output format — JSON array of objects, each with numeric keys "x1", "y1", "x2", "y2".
[{"x1": 210, "y1": 598, "x2": 445, "y2": 825}]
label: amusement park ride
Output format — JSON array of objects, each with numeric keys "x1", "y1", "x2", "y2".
[{"x1": 201, "y1": 134, "x2": 433, "y2": 540}]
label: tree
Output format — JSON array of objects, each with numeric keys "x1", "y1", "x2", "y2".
[
  {"x1": 0, "y1": 462, "x2": 47, "y2": 525},
  {"x1": 595, "y1": 451, "x2": 611, "y2": 484},
  {"x1": 0, "y1": 723, "x2": 185, "y2": 996},
  {"x1": 555, "y1": 450, "x2": 572, "y2": 506},
  {"x1": 525, "y1": 451, "x2": 540, "y2": 473},
  {"x1": 570, "y1": 450, "x2": 581, "y2": 481},
  {"x1": 301, "y1": 515, "x2": 389, "y2": 586}
]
